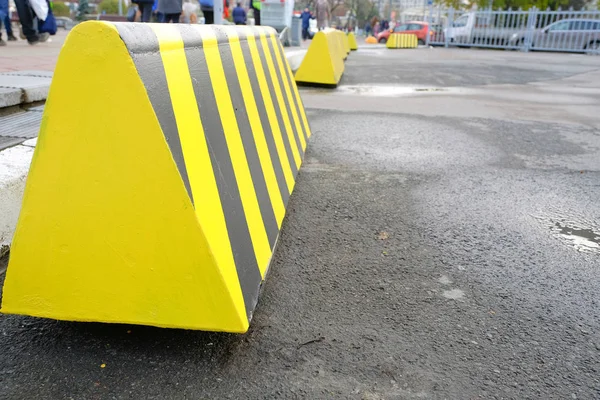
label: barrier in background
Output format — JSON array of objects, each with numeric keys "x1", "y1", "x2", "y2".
[
  {"x1": 341, "y1": 31, "x2": 350, "y2": 55},
  {"x1": 294, "y1": 29, "x2": 346, "y2": 87},
  {"x1": 348, "y1": 32, "x2": 358, "y2": 51},
  {"x1": 365, "y1": 35, "x2": 377, "y2": 44},
  {"x1": 0, "y1": 21, "x2": 312, "y2": 333},
  {"x1": 386, "y1": 33, "x2": 418, "y2": 49}
]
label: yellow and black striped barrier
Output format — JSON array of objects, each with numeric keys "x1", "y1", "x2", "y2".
[
  {"x1": 348, "y1": 32, "x2": 358, "y2": 50},
  {"x1": 386, "y1": 33, "x2": 418, "y2": 49},
  {"x1": 295, "y1": 29, "x2": 348, "y2": 87},
  {"x1": 0, "y1": 22, "x2": 311, "y2": 333}
]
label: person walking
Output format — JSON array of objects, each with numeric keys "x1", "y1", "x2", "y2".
[
  {"x1": 300, "y1": 7, "x2": 313, "y2": 40},
  {"x1": 158, "y1": 0, "x2": 182, "y2": 22},
  {"x1": 132, "y1": 0, "x2": 154, "y2": 21},
  {"x1": 181, "y1": 0, "x2": 198, "y2": 23},
  {"x1": 13, "y1": 0, "x2": 48, "y2": 44},
  {"x1": 250, "y1": 0, "x2": 259, "y2": 25},
  {"x1": 3, "y1": 10, "x2": 16, "y2": 42},
  {"x1": 232, "y1": 2, "x2": 245, "y2": 25},
  {"x1": 0, "y1": 0, "x2": 7, "y2": 45},
  {"x1": 315, "y1": 0, "x2": 328, "y2": 30},
  {"x1": 199, "y1": 0, "x2": 213, "y2": 23}
]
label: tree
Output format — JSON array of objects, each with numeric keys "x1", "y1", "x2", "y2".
[
  {"x1": 77, "y1": 0, "x2": 90, "y2": 20},
  {"x1": 344, "y1": 0, "x2": 378, "y2": 28},
  {"x1": 52, "y1": 2, "x2": 72, "y2": 17},
  {"x1": 97, "y1": 0, "x2": 124, "y2": 14}
]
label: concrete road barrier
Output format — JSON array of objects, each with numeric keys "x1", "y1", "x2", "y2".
[
  {"x1": 294, "y1": 29, "x2": 347, "y2": 87},
  {"x1": 0, "y1": 21, "x2": 312, "y2": 333},
  {"x1": 386, "y1": 33, "x2": 418, "y2": 49},
  {"x1": 348, "y1": 32, "x2": 358, "y2": 51}
]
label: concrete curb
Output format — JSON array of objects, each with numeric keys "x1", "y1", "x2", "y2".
[
  {"x1": 0, "y1": 139, "x2": 36, "y2": 249},
  {"x1": 0, "y1": 71, "x2": 53, "y2": 108}
]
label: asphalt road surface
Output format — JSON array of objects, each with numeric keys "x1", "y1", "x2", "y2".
[{"x1": 1, "y1": 48, "x2": 599, "y2": 399}]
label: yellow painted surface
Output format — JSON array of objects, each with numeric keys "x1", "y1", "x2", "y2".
[
  {"x1": 365, "y1": 35, "x2": 378, "y2": 44},
  {"x1": 148, "y1": 24, "x2": 247, "y2": 318},
  {"x1": 386, "y1": 33, "x2": 418, "y2": 49},
  {"x1": 200, "y1": 27, "x2": 272, "y2": 276},
  {"x1": 258, "y1": 32, "x2": 302, "y2": 169},
  {"x1": 244, "y1": 30, "x2": 296, "y2": 194},
  {"x1": 277, "y1": 40, "x2": 312, "y2": 141},
  {"x1": 294, "y1": 30, "x2": 345, "y2": 87},
  {"x1": 342, "y1": 31, "x2": 350, "y2": 54},
  {"x1": 269, "y1": 34, "x2": 306, "y2": 152},
  {"x1": 0, "y1": 21, "x2": 248, "y2": 332},
  {"x1": 223, "y1": 27, "x2": 286, "y2": 233},
  {"x1": 348, "y1": 32, "x2": 358, "y2": 50}
]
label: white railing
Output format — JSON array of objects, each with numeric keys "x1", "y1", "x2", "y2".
[{"x1": 426, "y1": 7, "x2": 600, "y2": 54}]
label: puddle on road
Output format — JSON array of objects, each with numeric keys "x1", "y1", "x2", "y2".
[
  {"x1": 329, "y1": 85, "x2": 462, "y2": 97},
  {"x1": 537, "y1": 210, "x2": 600, "y2": 254},
  {"x1": 551, "y1": 220, "x2": 600, "y2": 253}
]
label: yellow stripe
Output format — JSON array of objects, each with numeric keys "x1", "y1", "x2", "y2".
[
  {"x1": 277, "y1": 40, "x2": 311, "y2": 139},
  {"x1": 199, "y1": 27, "x2": 272, "y2": 274},
  {"x1": 223, "y1": 27, "x2": 286, "y2": 228},
  {"x1": 258, "y1": 31, "x2": 302, "y2": 169},
  {"x1": 149, "y1": 24, "x2": 247, "y2": 317},
  {"x1": 245, "y1": 30, "x2": 295, "y2": 193},
  {"x1": 269, "y1": 34, "x2": 307, "y2": 151}
]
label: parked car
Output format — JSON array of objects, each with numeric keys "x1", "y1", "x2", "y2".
[
  {"x1": 509, "y1": 19, "x2": 600, "y2": 51},
  {"x1": 430, "y1": 23, "x2": 445, "y2": 43},
  {"x1": 377, "y1": 21, "x2": 433, "y2": 45},
  {"x1": 445, "y1": 12, "x2": 522, "y2": 45}
]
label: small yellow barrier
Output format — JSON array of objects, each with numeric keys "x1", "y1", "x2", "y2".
[
  {"x1": 295, "y1": 29, "x2": 347, "y2": 87},
  {"x1": 348, "y1": 32, "x2": 358, "y2": 50},
  {"x1": 386, "y1": 33, "x2": 418, "y2": 49}
]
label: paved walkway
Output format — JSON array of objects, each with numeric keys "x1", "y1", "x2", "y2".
[{"x1": 0, "y1": 29, "x2": 68, "y2": 73}]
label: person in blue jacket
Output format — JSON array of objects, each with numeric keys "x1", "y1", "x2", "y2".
[
  {"x1": 232, "y1": 2, "x2": 245, "y2": 25},
  {"x1": 300, "y1": 7, "x2": 313, "y2": 41}
]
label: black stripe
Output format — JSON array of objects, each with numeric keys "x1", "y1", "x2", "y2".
[
  {"x1": 253, "y1": 29, "x2": 298, "y2": 178},
  {"x1": 179, "y1": 25, "x2": 261, "y2": 320},
  {"x1": 239, "y1": 36, "x2": 291, "y2": 208},
  {"x1": 213, "y1": 29, "x2": 279, "y2": 248},
  {"x1": 264, "y1": 34, "x2": 305, "y2": 164},
  {"x1": 274, "y1": 40, "x2": 310, "y2": 146},
  {"x1": 116, "y1": 24, "x2": 194, "y2": 205}
]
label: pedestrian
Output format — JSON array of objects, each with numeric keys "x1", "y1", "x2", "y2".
[
  {"x1": 232, "y1": 2, "x2": 245, "y2": 25},
  {"x1": 315, "y1": 0, "x2": 328, "y2": 30},
  {"x1": 0, "y1": 0, "x2": 7, "y2": 46},
  {"x1": 132, "y1": 0, "x2": 153, "y2": 22},
  {"x1": 300, "y1": 7, "x2": 312, "y2": 40},
  {"x1": 199, "y1": 0, "x2": 213, "y2": 23},
  {"x1": 13, "y1": 0, "x2": 48, "y2": 44},
  {"x1": 250, "y1": 0, "x2": 259, "y2": 25},
  {"x1": 181, "y1": 0, "x2": 198, "y2": 23},
  {"x1": 2, "y1": 7, "x2": 16, "y2": 42},
  {"x1": 158, "y1": 0, "x2": 182, "y2": 22},
  {"x1": 364, "y1": 21, "x2": 371, "y2": 36}
]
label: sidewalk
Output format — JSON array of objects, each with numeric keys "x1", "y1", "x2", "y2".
[{"x1": 0, "y1": 29, "x2": 68, "y2": 72}]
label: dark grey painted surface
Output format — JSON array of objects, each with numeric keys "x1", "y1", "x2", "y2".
[
  {"x1": 179, "y1": 27, "x2": 262, "y2": 320},
  {"x1": 214, "y1": 29, "x2": 279, "y2": 249}
]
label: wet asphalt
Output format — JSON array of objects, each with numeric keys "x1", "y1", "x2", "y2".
[{"x1": 1, "y1": 48, "x2": 600, "y2": 399}]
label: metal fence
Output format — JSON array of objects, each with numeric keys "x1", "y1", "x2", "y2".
[{"x1": 424, "y1": 7, "x2": 600, "y2": 54}]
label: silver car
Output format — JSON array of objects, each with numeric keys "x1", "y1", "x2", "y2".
[{"x1": 509, "y1": 19, "x2": 600, "y2": 52}]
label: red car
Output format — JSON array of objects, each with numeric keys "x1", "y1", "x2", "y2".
[{"x1": 377, "y1": 21, "x2": 433, "y2": 45}]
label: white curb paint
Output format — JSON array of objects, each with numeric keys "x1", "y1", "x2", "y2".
[{"x1": 0, "y1": 144, "x2": 34, "y2": 247}]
